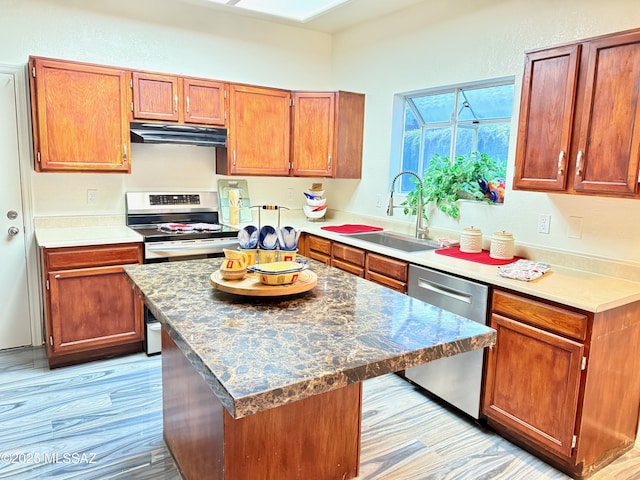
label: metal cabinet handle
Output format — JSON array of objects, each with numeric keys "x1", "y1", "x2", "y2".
[
  {"x1": 557, "y1": 150, "x2": 565, "y2": 175},
  {"x1": 123, "y1": 143, "x2": 128, "y2": 163},
  {"x1": 328, "y1": 154, "x2": 332, "y2": 170},
  {"x1": 232, "y1": 150, "x2": 237, "y2": 166},
  {"x1": 174, "y1": 94, "x2": 178, "y2": 112},
  {"x1": 8, "y1": 226, "x2": 19, "y2": 236},
  {"x1": 186, "y1": 96, "x2": 190, "y2": 113},
  {"x1": 576, "y1": 150, "x2": 583, "y2": 177}
]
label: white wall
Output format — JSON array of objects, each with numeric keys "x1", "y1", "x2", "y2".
[
  {"x1": 332, "y1": 0, "x2": 640, "y2": 263},
  {"x1": 1, "y1": 0, "x2": 334, "y2": 219},
  {"x1": 3, "y1": 0, "x2": 640, "y2": 263}
]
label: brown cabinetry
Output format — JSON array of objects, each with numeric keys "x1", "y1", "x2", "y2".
[
  {"x1": 331, "y1": 243, "x2": 365, "y2": 277},
  {"x1": 514, "y1": 28, "x2": 640, "y2": 196},
  {"x1": 300, "y1": 234, "x2": 408, "y2": 293},
  {"x1": 29, "y1": 56, "x2": 131, "y2": 173},
  {"x1": 217, "y1": 84, "x2": 291, "y2": 176},
  {"x1": 483, "y1": 288, "x2": 640, "y2": 478},
  {"x1": 131, "y1": 71, "x2": 227, "y2": 126},
  {"x1": 291, "y1": 91, "x2": 364, "y2": 178},
  {"x1": 41, "y1": 243, "x2": 144, "y2": 368}
]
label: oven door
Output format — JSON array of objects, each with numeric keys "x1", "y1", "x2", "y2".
[{"x1": 144, "y1": 238, "x2": 239, "y2": 261}]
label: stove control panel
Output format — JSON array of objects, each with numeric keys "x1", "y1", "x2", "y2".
[{"x1": 149, "y1": 194, "x2": 201, "y2": 206}]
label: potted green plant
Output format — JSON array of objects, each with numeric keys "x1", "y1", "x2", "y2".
[{"x1": 402, "y1": 152, "x2": 506, "y2": 221}]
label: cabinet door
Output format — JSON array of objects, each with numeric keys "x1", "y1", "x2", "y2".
[
  {"x1": 183, "y1": 78, "x2": 227, "y2": 126},
  {"x1": 227, "y1": 85, "x2": 291, "y2": 176},
  {"x1": 513, "y1": 45, "x2": 580, "y2": 190},
  {"x1": 47, "y1": 265, "x2": 143, "y2": 354},
  {"x1": 291, "y1": 92, "x2": 334, "y2": 177},
  {"x1": 573, "y1": 31, "x2": 640, "y2": 194},
  {"x1": 30, "y1": 57, "x2": 130, "y2": 172},
  {"x1": 483, "y1": 313, "x2": 584, "y2": 458},
  {"x1": 132, "y1": 72, "x2": 180, "y2": 122}
]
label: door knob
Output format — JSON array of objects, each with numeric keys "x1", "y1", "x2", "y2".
[
  {"x1": 6, "y1": 210, "x2": 18, "y2": 220},
  {"x1": 8, "y1": 226, "x2": 19, "y2": 236}
]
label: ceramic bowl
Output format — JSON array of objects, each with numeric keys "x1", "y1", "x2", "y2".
[
  {"x1": 249, "y1": 261, "x2": 307, "y2": 285},
  {"x1": 238, "y1": 225, "x2": 258, "y2": 249},
  {"x1": 305, "y1": 196, "x2": 327, "y2": 207},
  {"x1": 303, "y1": 204, "x2": 327, "y2": 219},
  {"x1": 258, "y1": 225, "x2": 279, "y2": 250},
  {"x1": 304, "y1": 189, "x2": 325, "y2": 198}
]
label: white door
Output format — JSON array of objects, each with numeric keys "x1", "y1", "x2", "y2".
[{"x1": 0, "y1": 72, "x2": 32, "y2": 349}]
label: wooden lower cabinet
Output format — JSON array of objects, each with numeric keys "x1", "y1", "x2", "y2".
[
  {"x1": 303, "y1": 234, "x2": 332, "y2": 265},
  {"x1": 42, "y1": 243, "x2": 144, "y2": 368},
  {"x1": 332, "y1": 243, "x2": 365, "y2": 277},
  {"x1": 365, "y1": 252, "x2": 408, "y2": 293},
  {"x1": 483, "y1": 288, "x2": 640, "y2": 478}
]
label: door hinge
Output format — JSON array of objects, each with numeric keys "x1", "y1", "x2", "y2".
[
  {"x1": 290, "y1": 98, "x2": 294, "y2": 107},
  {"x1": 31, "y1": 66, "x2": 36, "y2": 78},
  {"x1": 289, "y1": 161, "x2": 293, "y2": 170},
  {"x1": 49, "y1": 336, "x2": 53, "y2": 346},
  {"x1": 571, "y1": 435, "x2": 577, "y2": 449},
  {"x1": 130, "y1": 78, "x2": 133, "y2": 88},
  {"x1": 37, "y1": 151, "x2": 41, "y2": 163},
  {"x1": 224, "y1": 89, "x2": 227, "y2": 99},
  {"x1": 581, "y1": 356, "x2": 587, "y2": 371}
]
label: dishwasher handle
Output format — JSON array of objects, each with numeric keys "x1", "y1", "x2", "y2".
[{"x1": 416, "y1": 278, "x2": 473, "y2": 304}]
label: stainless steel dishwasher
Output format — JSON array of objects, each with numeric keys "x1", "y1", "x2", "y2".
[{"x1": 405, "y1": 264, "x2": 489, "y2": 419}]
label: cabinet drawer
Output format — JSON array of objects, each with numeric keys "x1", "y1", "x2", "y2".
[
  {"x1": 492, "y1": 289, "x2": 588, "y2": 341},
  {"x1": 308, "y1": 250, "x2": 331, "y2": 265},
  {"x1": 366, "y1": 271, "x2": 406, "y2": 293},
  {"x1": 366, "y1": 253, "x2": 408, "y2": 282},
  {"x1": 45, "y1": 243, "x2": 142, "y2": 270},
  {"x1": 332, "y1": 259, "x2": 364, "y2": 277},
  {"x1": 308, "y1": 236, "x2": 331, "y2": 255},
  {"x1": 332, "y1": 243, "x2": 365, "y2": 267}
]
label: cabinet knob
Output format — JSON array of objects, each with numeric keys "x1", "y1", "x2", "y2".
[
  {"x1": 557, "y1": 150, "x2": 565, "y2": 175},
  {"x1": 575, "y1": 150, "x2": 583, "y2": 177}
]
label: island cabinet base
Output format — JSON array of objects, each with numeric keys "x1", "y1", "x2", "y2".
[{"x1": 161, "y1": 330, "x2": 362, "y2": 480}]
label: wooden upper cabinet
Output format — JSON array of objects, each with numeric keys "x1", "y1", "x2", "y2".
[
  {"x1": 291, "y1": 92, "x2": 335, "y2": 177},
  {"x1": 183, "y1": 77, "x2": 226, "y2": 126},
  {"x1": 29, "y1": 57, "x2": 131, "y2": 173},
  {"x1": 514, "y1": 45, "x2": 580, "y2": 190},
  {"x1": 220, "y1": 84, "x2": 291, "y2": 176},
  {"x1": 131, "y1": 72, "x2": 180, "y2": 122},
  {"x1": 131, "y1": 72, "x2": 226, "y2": 126},
  {"x1": 573, "y1": 31, "x2": 640, "y2": 194},
  {"x1": 291, "y1": 90, "x2": 365, "y2": 179},
  {"x1": 514, "y1": 28, "x2": 640, "y2": 197}
]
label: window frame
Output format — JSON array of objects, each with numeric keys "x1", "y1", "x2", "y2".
[{"x1": 390, "y1": 76, "x2": 515, "y2": 194}]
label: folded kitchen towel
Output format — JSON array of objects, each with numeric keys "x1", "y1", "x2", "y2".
[
  {"x1": 321, "y1": 224, "x2": 384, "y2": 234},
  {"x1": 497, "y1": 259, "x2": 551, "y2": 282}
]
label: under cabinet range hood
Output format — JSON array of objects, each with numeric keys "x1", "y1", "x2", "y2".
[{"x1": 130, "y1": 122, "x2": 227, "y2": 147}]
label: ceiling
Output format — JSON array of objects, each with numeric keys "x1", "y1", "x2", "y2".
[{"x1": 176, "y1": 0, "x2": 427, "y2": 33}]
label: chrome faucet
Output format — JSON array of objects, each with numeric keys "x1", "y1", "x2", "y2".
[{"x1": 387, "y1": 170, "x2": 428, "y2": 239}]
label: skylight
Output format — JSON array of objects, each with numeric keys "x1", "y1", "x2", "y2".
[{"x1": 205, "y1": 0, "x2": 349, "y2": 22}]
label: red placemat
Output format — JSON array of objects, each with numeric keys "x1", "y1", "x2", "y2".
[
  {"x1": 321, "y1": 224, "x2": 384, "y2": 234},
  {"x1": 435, "y1": 247, "x2": 522, "y2": 265}
]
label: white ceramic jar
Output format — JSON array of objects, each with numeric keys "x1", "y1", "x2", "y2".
[
  {"x1": 490, "y1": 231, "x2": 515, "y2": 260},
  {"x1": 459, "y1": 227, "x2": 483, "y2": 253}
]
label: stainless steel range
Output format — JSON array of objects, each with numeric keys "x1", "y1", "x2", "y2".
[
  {"x1": 126, "y1": 191, "x2": 239, "y2": 354},
  {"x1": 126, "y1": 191, "x2": 239, "y2": 262}
]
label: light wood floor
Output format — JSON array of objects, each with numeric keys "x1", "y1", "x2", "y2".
[{"x1": 0, "y1": 347, "x2": 638, "y2": 479}]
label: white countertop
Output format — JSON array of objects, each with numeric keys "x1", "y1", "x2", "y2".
[
  {"x1": 33, "y1": 215, "x2": 640, "y2": 314},
  {"x1": 35, "y1": 225, "x2": 143, "y2": 248},
  {"x1": 301, "y1": 223, "x2": 640, "y2": 314}
]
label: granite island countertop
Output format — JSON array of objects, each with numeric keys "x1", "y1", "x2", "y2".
[{"x1": 124, "y1": 257, "x2": 496, "y2": 419}]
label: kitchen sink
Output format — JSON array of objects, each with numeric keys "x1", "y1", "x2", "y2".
[{"x1": 346, "y1": 231, "x2": 440, "y2": 252}]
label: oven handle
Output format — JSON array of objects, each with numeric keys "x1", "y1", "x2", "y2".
[{"x1": 146, "y1": 240, "x2": 238, "y2": 252}]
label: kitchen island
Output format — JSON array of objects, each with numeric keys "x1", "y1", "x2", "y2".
[{"x1": 124, "y1": 257, "x2": 496, "y2": 480}]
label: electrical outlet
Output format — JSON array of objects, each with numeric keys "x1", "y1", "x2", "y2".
[
  {"x1": 537, "y1": 214, "x2": 551, "y2": 234},
  {"x1": 87, "y1": 189, "x2": 97, "y2": 206},
  {"x1": 375, "y1": 194, "x2": 382, "y2": 208},
  {"x1": 287, "y1": 188, "x2": 293, "y2": 201}
]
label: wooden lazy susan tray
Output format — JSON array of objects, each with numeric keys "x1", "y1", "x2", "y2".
[{"x1": 210, "y1": 270, "x2": 317, "y2": 296}]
